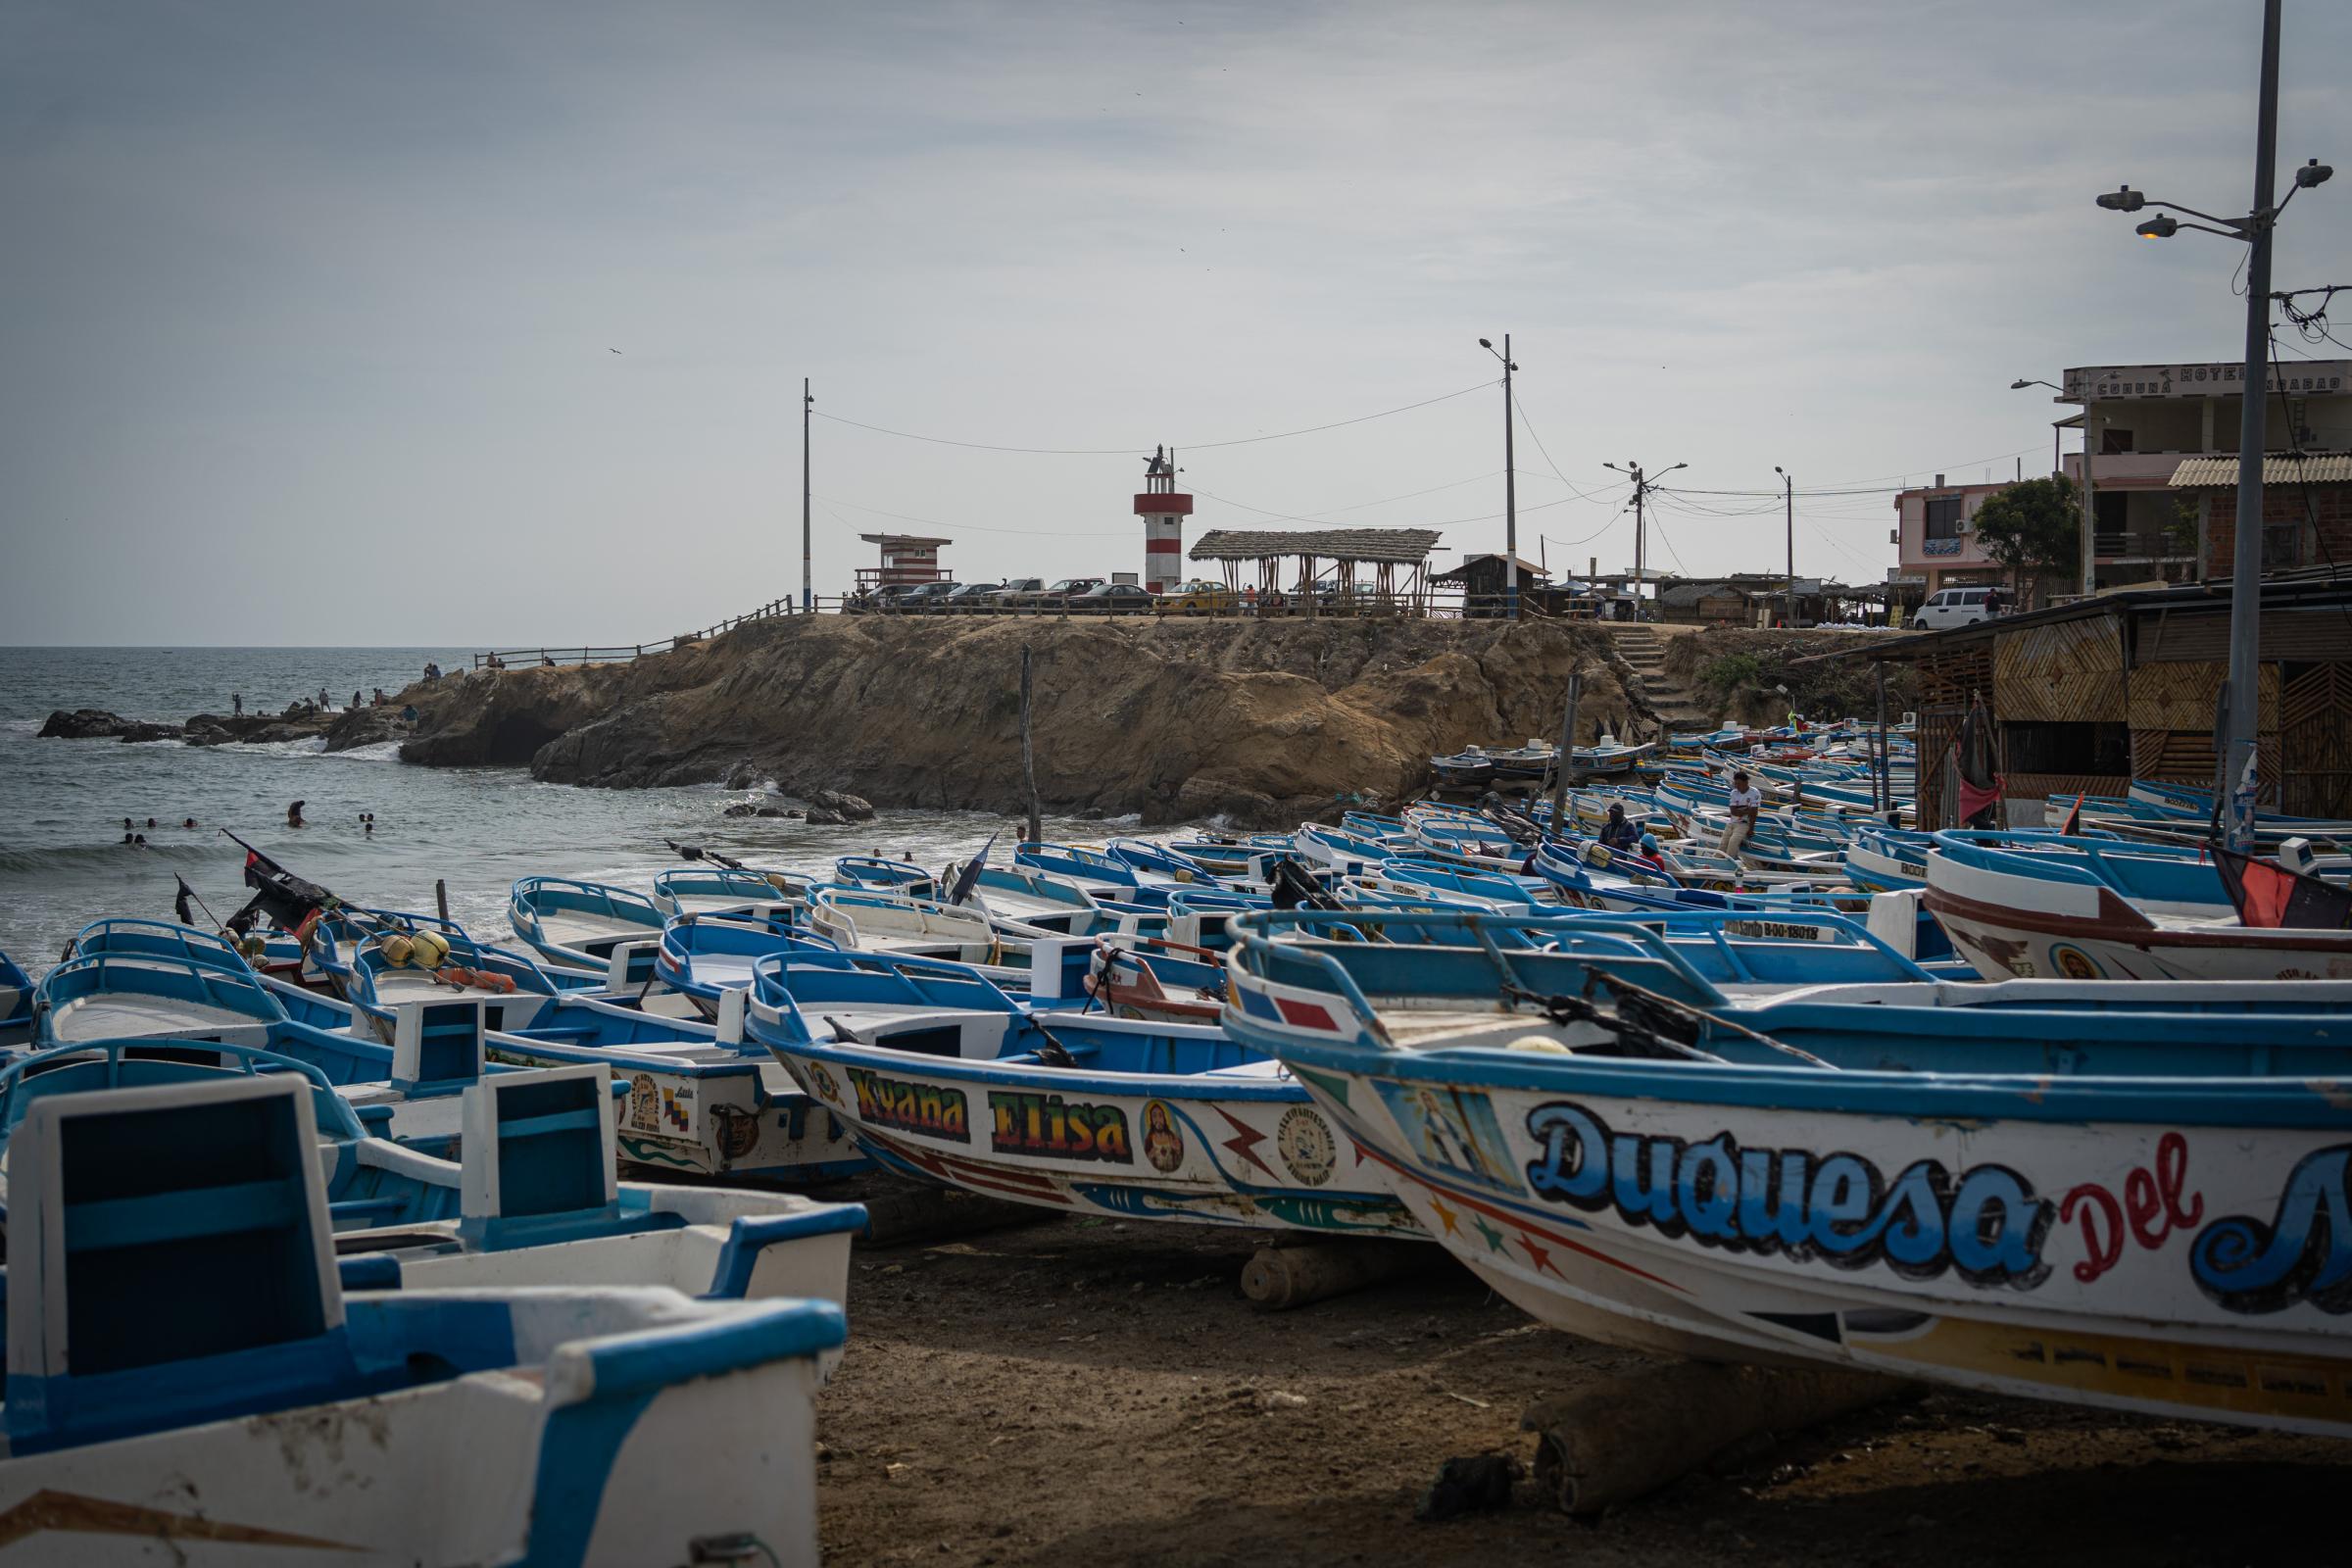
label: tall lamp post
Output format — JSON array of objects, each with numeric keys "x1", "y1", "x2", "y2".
[
  {"x1": 1602, "y1": 460, "x2": 1687, "y2": 623},
  {"x1": 2093, "y1": 0, "x2": 2330, "y2": 850},
  {"x1": 1773, "y1": 466, "x2": 1793, "y2": 627},
  {"x1": 2010, "y1": 377, "x2": 2067, "y2": 481},
  {"x1": 2012, "y1": 376, "x2": 2095, "y2": 598},
  {"x1": 802, "y1": 379, "x2": 814, "y2": 612},
  {"x1": 1479, "y1": 336, "x2": 1519, "y2": 618}
]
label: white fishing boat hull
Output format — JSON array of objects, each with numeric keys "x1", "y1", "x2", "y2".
[
  {"x1": 0, "y1": 1290, "x2": 834, "y2": 1566},
  {"x1": 1926, "y1": 849, "x2": 2352, "y2": 981},
  {"x1": 1275, "y1": 1054, "x2": 2352, "y2": 1435}
]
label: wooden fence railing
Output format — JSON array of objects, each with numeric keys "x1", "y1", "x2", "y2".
[{"x1": 472, "y1": 591, "x2": 1633, "y2": 667}]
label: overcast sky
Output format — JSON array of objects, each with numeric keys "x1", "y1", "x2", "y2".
[{"x1": 5, "y1": 0, "x2": 2349, "y2": 645}]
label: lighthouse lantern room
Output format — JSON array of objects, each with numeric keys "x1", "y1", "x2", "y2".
[{"x1": 1134, "y1": 445, "x2": 1193, "y2": 595}]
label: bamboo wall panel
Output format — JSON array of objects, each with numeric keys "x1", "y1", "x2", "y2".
[
  {"x1": 2124, "y1": 661, "x2": 2279, "y2": 733},
  {"x1": 2132, "y1": 605, "x2": 2352, "y2": 664},
  {"x1": 1917, "y1": 646, "x2": 1994, "y2": 710},
  {"x1": 2282, "y1": 662, "x2": 2352, "y2": 819},
  {"x1": 2131, "y1": 730, "x2": 2284, "y2": 804},
  {"x1": 1994, "y1": 618, "x2": 2126, "y2": 722}
]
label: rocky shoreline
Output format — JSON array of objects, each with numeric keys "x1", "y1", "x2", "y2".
[
  {"x1": 38, "y1": 617, "x2": 1648, "y2": 829},
  {"x1": 41, "y1": 615, "x2": 1909, "y2": 832},
  {"x1": 406, "y1": 616, "x2": 1645, "y2": 827}
]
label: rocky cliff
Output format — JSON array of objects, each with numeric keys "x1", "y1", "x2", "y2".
[{"x1": 395, "y1": 616, "x2": 1644, "y2": 827}]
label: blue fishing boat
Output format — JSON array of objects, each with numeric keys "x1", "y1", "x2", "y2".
[
  {"x1": 1223, "y1": 906, "x2": 2352, "y2": 1434},
  {"x1": 653, "y1": 863, "x2": 819, "y2": 918},
  {"x1": 0, "y1": 950, "x2": 28, "y2": 1047},
  {"x1": 509, "y1": 874, "x2": 668, "y2": 971},
  {"x1": 1926, "y1": 829, "x2": 2352, "y2": 981},
  {"x1": 0, "y1": 1070, "x2": 846, "y2": 1563},
  {"x1": 745, "y1": 950, "x2": 1417, "y2": 1235}
]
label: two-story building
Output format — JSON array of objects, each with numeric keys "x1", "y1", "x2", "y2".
[
  {"x1": 1890, "y1": 477, "x2": 2014, "y2": 598},
  {"x1": 1893, "y1": 358, "x2": 2352, "y2": 602}
]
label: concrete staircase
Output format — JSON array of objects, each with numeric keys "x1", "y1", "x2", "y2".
[{"x1": 1605, "y1": 625, "x2": 1716, "y2": 736}]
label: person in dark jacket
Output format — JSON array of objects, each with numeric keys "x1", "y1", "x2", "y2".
[{"x1": 1598, "y1": 804, "x2": 1641, "y2": 852}]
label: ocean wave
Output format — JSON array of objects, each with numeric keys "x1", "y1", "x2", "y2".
[
  {"x1": 228, "y1": 736, "x2": 330, "y2": 756},
  {"x1": 324, "y1": 740, "x2": 405, "y2": 762}
]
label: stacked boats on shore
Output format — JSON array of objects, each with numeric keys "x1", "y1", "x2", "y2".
[{"x1": 1, "y1": 714, "x2": 2350, "y2": 1554}]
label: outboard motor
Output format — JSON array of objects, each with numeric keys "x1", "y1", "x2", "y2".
[{"x1": 2278, "y1": 837, "x2": 2318, "y2": 877}]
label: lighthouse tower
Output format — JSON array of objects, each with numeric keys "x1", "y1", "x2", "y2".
[{"x1": 1134, "y1": 445, "x2": 1192, "y2": 595}]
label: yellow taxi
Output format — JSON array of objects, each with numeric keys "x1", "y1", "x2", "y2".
[{"x1": 1156, "y1": 579, "x2": 1239, "y2": 614}]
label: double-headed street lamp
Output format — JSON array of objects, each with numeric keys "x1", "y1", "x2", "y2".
[
  {"x1": 2092, "y1": 0, "x2": 2331, "y2": 851},
  {"x1": 1601, "y1": 460, "x2": 1685, "y2": 623},
  {"x1": 1479, "y1": 336, "x2": 1520, "y2": 619}
]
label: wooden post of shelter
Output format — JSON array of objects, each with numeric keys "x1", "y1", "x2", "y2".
[
  {"x1": 1020, "y1": 646, "x2": 1042, "y2": 845},
  {"x1": 1547, "y1": 671, "x2": 1583, "y2": 831}
]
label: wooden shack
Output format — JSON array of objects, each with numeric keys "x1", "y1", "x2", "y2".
[{"x1": 1830, "y1": 569, "x2": 2352, "y2": 827}]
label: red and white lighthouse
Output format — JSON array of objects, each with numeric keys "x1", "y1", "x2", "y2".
[{"x1": 1135, "y1": 445, "x2": 1192, "y2": 595}]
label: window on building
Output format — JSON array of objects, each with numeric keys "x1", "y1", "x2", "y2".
[
  {"x1": 1924, "y1": 496, "x2": 1965, "y2": 540},
  {"x1": 2264, "y1": 520, "x2": 2304, "y2": 571}
]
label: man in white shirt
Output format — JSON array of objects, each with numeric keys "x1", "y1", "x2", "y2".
[{"x1": 1723, "y1": 769, "x2": 1765, "y2": 857}]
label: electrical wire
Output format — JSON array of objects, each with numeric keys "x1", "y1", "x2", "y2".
[
  {"x1": 814, "y1": 494, "x2": 1125, "y2": 537},
  {"x1": 809, "y1": 378, "x2": 1498, "y2": 457}
]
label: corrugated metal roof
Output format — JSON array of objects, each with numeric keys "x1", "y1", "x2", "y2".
[
  {"x1": 2169, "y1": 453, "x2": 2352, "y2": 486},
  {"x1": 1189, "y1": 528, "x2": 1442, "y2": 564}
]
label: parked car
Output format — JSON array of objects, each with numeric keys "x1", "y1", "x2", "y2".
[
  {"x1": 987, "y1": 577, "x2": 1046, "y2": 609},
  {"x1": 897, "y1": 581, "x2": 963, "y2": 613},
  {"x1": 858, "y1": 583, "x2": 922, "y2": 613},
  {"x1": 1914, "y1": 585, "x2": 1995, "y2": 631},
  {"x1": 942, "y1": 581, "x2": 1004, "y2": 612},
  {"x1": 1157, "y1": 579, "x2": 1238, "y2": 614},
  {"x1": 1020, "y1": 576, "x2": 1102, "y2": 609},
  {"x1": 1071, "y1": 582, "x2": 1157, "y2": 615}
]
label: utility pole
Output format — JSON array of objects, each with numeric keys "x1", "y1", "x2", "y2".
[
  {"x1": 2079, "y1": 409, "x2": 2100, "y2": 600},
  {"x1": 2090, "y1": 0, "x2": 2333, "y2": 849},
  {"x1": 2222, "y1": 0, "x2": 2282, "y2": 850},
  {"x1": 802, "y1": 378, "x2": 814, "y2": 612},
  {"x1": 1479, "y1": 335, "x2": 1520, "y2": 618},
  {"x1": 1775, "y1": 466, "x2": 1794, "y2": 627},
  {"x1": 1602, "y1": 460, "x2": 1687, "y2": 623}
]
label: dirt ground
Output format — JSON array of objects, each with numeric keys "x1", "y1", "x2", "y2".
[{"x1": 811, "y1": 1199, "x2": 2349, "y2": 1568}]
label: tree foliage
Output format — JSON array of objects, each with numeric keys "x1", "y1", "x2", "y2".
[{"x1": 1970, "y1": 476, "x2": 2081, "y2": 582}]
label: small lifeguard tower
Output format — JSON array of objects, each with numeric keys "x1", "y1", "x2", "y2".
[
  {"x1": 1135, "y1": 447, "x2": 1192, "y2": 595},
  {"x1": 856, "y1": 533, "x2": 950, "y2": 594}
]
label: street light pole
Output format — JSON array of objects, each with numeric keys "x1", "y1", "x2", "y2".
[
  {"x1": 1480, "y1": 336, "x2": 1520, "y2": 618},
  {"x1": 2222, "y1": 0, "x2": 2284, "y2": 848},
  {"x1": 1774, "y1": 466, "x2": 1793, "y2": 627},
  {"x1": 1603, "y1": 460, "x2": 1687, "y2": 624},
  {"x1": 2090, "y1": 0, "x2": 2330, "y2": 849},
  {"x1": 802, "y1": 378, "x2": 814, "y2": 612}
]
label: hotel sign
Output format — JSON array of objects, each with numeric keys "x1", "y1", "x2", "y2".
[{"x1": 2061, "y1": 361, "x2": 2352, "y2": 402}]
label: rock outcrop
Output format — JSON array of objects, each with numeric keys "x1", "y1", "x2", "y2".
[
  {"x1": 403, "y1": 615, "x2": 1640, "y2": 828},
  {"x1": 39, "y1": 709, "x2": 181, "y2": 742}
]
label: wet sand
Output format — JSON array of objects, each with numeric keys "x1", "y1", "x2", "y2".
[{"x1": 813, "y1": 1209, "x2": 2347, "y2": 1567}]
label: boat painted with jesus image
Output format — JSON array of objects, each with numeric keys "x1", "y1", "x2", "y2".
[
  {"x1": 1221, "y1": 907, "x2": 2352, "y2": 1435},
  {"x1": 744, "y1": 946, "x2": 1419, "y2": 1236}
]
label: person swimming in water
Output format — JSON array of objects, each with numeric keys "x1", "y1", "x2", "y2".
[{"x1": 287, "y1": 800, "x2": 306, "y2": 828}]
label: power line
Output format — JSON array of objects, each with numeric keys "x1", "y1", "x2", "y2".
[
  {"x1": 808, "y1": 377, "x2": 1498, "y2": 458},
  {"x1": 814, "y1": 493, "x2": 1123, "y2": 537}
]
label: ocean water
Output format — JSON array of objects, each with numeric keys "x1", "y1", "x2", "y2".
[{"x1": 0, "y1": 647, "x2": 1126, "y2": 974}]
